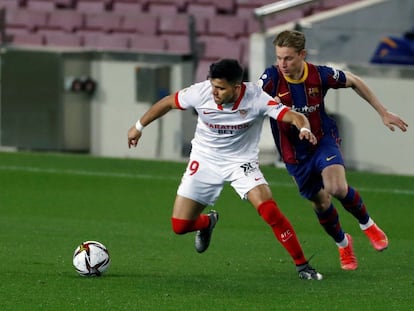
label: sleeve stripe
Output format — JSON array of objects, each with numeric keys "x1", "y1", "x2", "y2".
[
  {"x1": 277, "y1": 107, "x2": 290, "y2": 121},
  {"x1": 174, "y1": 92, "x2": 185, "y2": 110}
]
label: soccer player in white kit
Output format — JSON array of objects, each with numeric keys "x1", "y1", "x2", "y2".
[{"x1": 128, "y1": 59, "x2": 322, "y2": 280}]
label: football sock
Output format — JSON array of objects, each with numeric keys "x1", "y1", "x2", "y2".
[
  {"x1": 359, "y1": 218, "x2": 374, "y2": 230},
  {"x1": 171, "y1": 215, "x2": 210, "y2": 234},
  {"x1": 315, "y1": 204, "x2": 345, "y2": 243},
  {"x1": 336, "y1": 234, "x2": 349, "y2": 248},
  {"x1": 339, "y1": 186, "x2": 370, "y2": 225},
  {"x1": 258, "y1": 199, "x2": 307, "y2": 266}
]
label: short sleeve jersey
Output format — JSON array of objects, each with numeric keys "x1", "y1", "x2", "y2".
[
  {"x1": 258, "y1": 62, "x2": 347, "y2": 164},
  {"x1": 175, "y1": 80, "x2": 290, "y2": 161}
]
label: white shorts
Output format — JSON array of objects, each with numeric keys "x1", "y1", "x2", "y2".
[{"x1": 177, "y1": 150, "x2": 268, "y2": 206}]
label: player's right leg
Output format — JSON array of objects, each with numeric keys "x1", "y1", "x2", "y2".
[
  {"x1": 171, "y1": 195, "x2": 219, "y2": 253},
  {"x1": 172, "y1": 153, "x2": 223, "y2": 253},
  {"x1": 312, "y1": 190, "x2": 358, "y2": 270}
]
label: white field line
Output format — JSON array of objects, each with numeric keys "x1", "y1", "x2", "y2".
[{"x1": 0, "y1": 165, "x2": 413, "y2": 196}]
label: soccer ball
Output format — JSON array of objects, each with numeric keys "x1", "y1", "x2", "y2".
[{"x1": 73, "y1": 240, "x2": 110, "y2": 276}]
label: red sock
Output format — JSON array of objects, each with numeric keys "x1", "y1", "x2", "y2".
[
  {"x1": 171, "y1": 215, "x2": 210, "y2": 235},
  {"x1": 258, "y1": 200, "x2": 307, "y2": 266}
]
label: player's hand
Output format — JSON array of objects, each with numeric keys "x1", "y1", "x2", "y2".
[
  {"x1": 127, "y1": 126, "x2": 142, "y2": 148},
  {"x1": 382, "y1": 111, "x2": 408, "y2": 132},
  {"x1": 299, "y1": 128, "x2": 317, "y2": 145}
]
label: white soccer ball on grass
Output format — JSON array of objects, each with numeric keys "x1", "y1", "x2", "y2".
[{"x1": 73, "y1": 240, "x2": 110, "y2": 276}]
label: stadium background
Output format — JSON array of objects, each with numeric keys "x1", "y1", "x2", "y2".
[{"x1": 0, "y1": 0, "x2": 413, "y2": 175}]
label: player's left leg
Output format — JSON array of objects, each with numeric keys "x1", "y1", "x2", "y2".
[
  {"x1": 247, "y1": 184, "x2": 322, "y2": 280},
  {"x1": 322, "y1": 165, "x2": 388, "y2": 251},
  {"x1": 338, "y1": 186, "x2": 388, "y2": 251}
]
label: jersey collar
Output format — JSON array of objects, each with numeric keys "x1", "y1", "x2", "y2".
[{"x1": 283, "y1": 62, "x2": 309, "y2": 84}]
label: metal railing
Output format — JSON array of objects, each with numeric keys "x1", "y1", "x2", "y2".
[{"x1": 254, "y1": 0, "x2": 318, "y2": 32}]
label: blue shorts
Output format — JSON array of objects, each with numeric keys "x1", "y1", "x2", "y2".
[{"x1": 285, "y1": 138, "x2": 345, "y2": 200}]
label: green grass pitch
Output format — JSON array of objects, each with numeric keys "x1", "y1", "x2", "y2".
[{"x1": 0, "y1": 151, "x2": 413, "y2": 310}]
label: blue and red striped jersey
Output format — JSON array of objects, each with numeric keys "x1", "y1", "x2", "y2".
[{"x1": 259, "y1": 62, "x2": 347, "y2": 164}]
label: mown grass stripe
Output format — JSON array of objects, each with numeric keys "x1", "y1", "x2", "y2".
[{"x1": 1, "y1": 164, "x2": 413, "y2": 196}]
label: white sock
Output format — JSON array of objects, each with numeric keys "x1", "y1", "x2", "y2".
[
  {"x1": 359, "y1": 218, "x2": 374, "y2": 230},
  {"x1": 336, "y1": 234, "x2": 348, "y2": 248}
]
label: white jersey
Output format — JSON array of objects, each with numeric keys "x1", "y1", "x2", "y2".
[{"x1": 176, "y1": 80, "x2": 289, "y2": 161}]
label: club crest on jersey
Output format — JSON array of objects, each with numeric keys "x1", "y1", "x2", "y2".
[{"x1": 307, "y1": 87, "x2": 319, "y2": 97}]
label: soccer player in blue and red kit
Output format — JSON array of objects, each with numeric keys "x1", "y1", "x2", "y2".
[{"x1": 258, "y1": 30, "x2": 408, "y2": 270}]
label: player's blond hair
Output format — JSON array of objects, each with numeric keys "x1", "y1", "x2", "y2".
[{"x1": 273, "y1": 30, "x2": 306, "y2": 52}]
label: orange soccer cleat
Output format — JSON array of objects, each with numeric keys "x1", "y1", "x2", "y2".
[
  {"x1": 363, "y1": 223, "x2": 389, "y2": 251},
  {"x1": 338, "y1": 233, "x2": 358, "y2": 270}
]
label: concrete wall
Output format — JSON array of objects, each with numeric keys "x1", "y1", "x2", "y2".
[{"x1": 89, "y1": 58, "x2": 194, "y2": 160}]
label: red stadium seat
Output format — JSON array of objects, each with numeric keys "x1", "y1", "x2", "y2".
[
  {"x1": 147, "y1": 2, "x2": 178, "y2": 15},
  {"x1": 44, "y1": 10, "x2": 84, "y2": 33},
  {"x1": 129, "y1": 34, "x2": 167, "y2": 53},
  {"x1": 186, "y1": 3, "x2": 216, "y2": 17},
  {"x1": 5, "y1": 8, "x2": 49, "y2": 32},
  {"x1": 111, "y1": 0, "x2": 142, "y2": 15},
  {"x1": 207, "y1": 15, "x2": 247, "y2": 39},
  {"x1": 114, "y1": 13, "x2": 159, "y2": 35},
  {"x1": 26, "y1": 0, "x2": 56, "y2": 11},
  {"x1": 163, "y1": 34, "x2": 191, "y2": 54},
  {"x1": 199, "y1": 35, "x2": 243, "y2": 62},
  {"x1": 83, "y1": 12, "x2": 123, "y2": 33},
  {"x1": 159, "y1": 13, "x2": 207, "y2": 36},
  {"x1": 82, "y1": 32, "x2": 130, "y2": 51},
  {"x1": 44, "y1": 32, "x2": 83, "y2": 48},
  {"x1": 76, "y1": 0, "x2": 108, "y2": 13},
  {"x1": 11, "y1": 32, "x2": 45, "y2": 46}
]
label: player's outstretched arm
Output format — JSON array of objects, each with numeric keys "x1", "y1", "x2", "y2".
[
  {"x1": 281, "y1": 110, "x2": 317, "y2": 145},
  {"x1": 345, "y1": 71, "x2": 408, "y2": 132},
  {"x1": 128, "y1": 94, "x2": 177, "y2": 148}
]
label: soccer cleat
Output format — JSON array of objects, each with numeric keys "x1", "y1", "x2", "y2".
[
  {"x1": 338, "y1": 233, "x2": 358, "y2": 270},
  {"x1": 297, "y1": 263, "x2": 323, "y2": 280},
  {"x1": 195, "y1": 210, "x2": 219, "y2": 253},
  {"x1": 363, "y1": 223, "x2": 388, "y2": 251}
]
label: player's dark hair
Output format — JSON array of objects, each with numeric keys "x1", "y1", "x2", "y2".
[
  {"x1": 273, "y1": 30, "x2": 306, "y2": 52},
  {"x1": 208, "y1": 59, "x2": 244, "y2": 85}
]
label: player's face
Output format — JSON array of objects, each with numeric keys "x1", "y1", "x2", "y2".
[
  {"x1": 210, "y1": 78, "x2": 241, "y2": 105},
  {"x1": 275, "y1": 46, "x2": 306, "y2": 80}
]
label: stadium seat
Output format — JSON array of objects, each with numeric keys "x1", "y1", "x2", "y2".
[
  {"x1": 83, "y1": 12, "x2": 123, "y2": 33},
  {"x1": 158, "y1": 13, "x2": 206, "y2": 36},
  {"x1": 186, "y1": 3, "x2": 216, "y2": 17},
  {"x1": 199, "y1": 35, "x2": 243, "y2": 62},
  {"x1": 26, "y1": 0, "x2": 56, "y2": 11},
  {"x1": 114, "y1": 13, "x2": 159, "y2": 35},
  {"x1": 44, "y1": 32, "x2": 83, "y2": 48},
  {"x1": 207, "y1": 15, "x2": 247, "y2": 39},
  {"x1": 82, "y1": 32, "x2": 130, "y2": 51},
  {"x1": 195, "y1": 0, "x2": 236, "y2": 15},
  {"x1": 5, "y1": 8, "x2": 49, "y2": 32},
  {"x1": 76, "y1": 0, "x2": 108, "y2": 13},
  {"x1": 147, "y1": 2, "x2": 178, "y2": 15},
  {"x1": 145, "y1": 0, "x2": 188, "y2": 12},
  {"x1": 11, "y1": 32, "x2": 45, "y2": 46},
  {"x1": 163, "y1": 34, "x2": 191, "y2": 54},
  {"x1": 54, "y1": 0, "x2": 76, "y2": 9},
  {"x1": 0, "y1": 0, "x2": 25, "y2": 10},
  {"x1": 129, "y1": 34, "x2": 167, "y2": 53},
  {"x1": 43, "y1": 10, "x2": 84, "y2": 33},
  {"x1": 111, "y1": 0, "x2": 142, "y2": 14}
]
